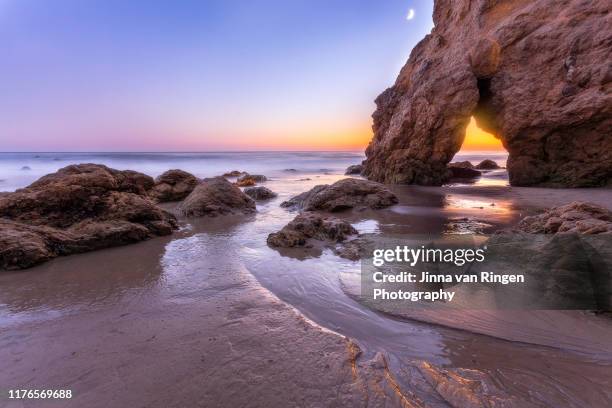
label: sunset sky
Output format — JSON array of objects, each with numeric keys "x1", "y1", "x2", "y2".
[{"x1": 0, "y1": 0, "x2": 502, "y2": 152}]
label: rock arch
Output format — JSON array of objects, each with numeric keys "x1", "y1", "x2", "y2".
[{"x1": 363, "y1": 0, "x2": 612, "y2": 187}]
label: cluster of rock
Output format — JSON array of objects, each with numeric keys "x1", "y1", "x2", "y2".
[
  {"x1": 0, "y1": 164, "x2": 178, "y2": 270},
  {"x1": 281, "y1": 178, "x2": 398, "y2": 212},
  {"x1": 447, "y1": 159, "x2": 501, "y2": 179},
  {"x1": 0, "y1": 164, "x2": 271, "y2": 270},
  {"x1": 517, "y1": 202, "x2": 612, "y2": 235},
  {"x1": 269, "y1": 178, "x2": 398, "y2": 259},
  {"x1": 362, "y1": 0, "x2": 611, "y2": 187}
]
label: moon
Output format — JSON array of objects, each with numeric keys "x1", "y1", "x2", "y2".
[{"x1": 406, "y1": 8, "x2": 415, "y2": 21}]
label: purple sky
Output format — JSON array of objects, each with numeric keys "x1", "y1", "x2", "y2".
[{"x1": 0, "y1": 0, "x2": 434, "y2": 151}]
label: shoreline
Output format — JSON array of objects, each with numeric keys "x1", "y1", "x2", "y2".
[{"x1": 1, "y1": 161, "x2": 611, "y2": 407}]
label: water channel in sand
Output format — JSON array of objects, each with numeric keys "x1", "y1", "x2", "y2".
[{"x1": 1, "y1": 152, "x2": 611, "y2": 407}]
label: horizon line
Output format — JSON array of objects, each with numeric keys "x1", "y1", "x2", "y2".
[{"x1": 0, "y1": 149, "x2": 507, "y2": 154}]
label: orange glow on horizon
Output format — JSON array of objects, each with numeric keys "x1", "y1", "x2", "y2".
[
  {"x1": 169, "y1": 116, "x2": 502, "y2": 152},
  {"x1": 461, "y1": 117, "x2": 504, "y2": 151}
]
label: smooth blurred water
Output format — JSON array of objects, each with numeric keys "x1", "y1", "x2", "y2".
[{"x1": 0, "y1": 151, "x2": 508, "y2": 192}]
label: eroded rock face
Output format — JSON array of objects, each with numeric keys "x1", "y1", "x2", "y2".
[
  {"x1": 149, "y1": 169, "x2": 199, "y2": 202},
  {"x1": 517, "y1": 201, "x2": 612, "y2": 234},
  {"x1": 178, "y1": 177, "x2": 255, "y2": 217},
  {"x1": 244, "y1": 186, "x2": 277, "y2": 200},
  {"x1": 267, "y1": 212, "x2": 357, "y2": 248},
  {"x1": 363, "y1": 0, "x2": 612, "y2": 187},
  {"x1": 0, "y1": 164, "x2": 177, "y2": 270},
  {"x1": 281, "y1": 178, "x2": 398, "y2": 212}
]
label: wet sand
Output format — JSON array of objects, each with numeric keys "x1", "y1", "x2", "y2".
[
  {"x1": 1, "y1": 168, "x2": 612, "y2": 407},
  {"x1": 0, "y1": 218, "x2": 384, "y2": 407}
]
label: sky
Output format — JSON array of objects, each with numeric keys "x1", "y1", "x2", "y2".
[{"x1": 0, "y1": 0, "x2": 502, "y2": 152}]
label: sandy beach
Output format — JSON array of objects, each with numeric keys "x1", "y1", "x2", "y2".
[{"x1": 1, "y1": 153, "x2": 611, "y2": 407}]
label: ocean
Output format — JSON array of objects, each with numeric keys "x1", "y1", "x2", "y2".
[{"x1": 0, "y1": 151, "x2": 508, "y2": 191}]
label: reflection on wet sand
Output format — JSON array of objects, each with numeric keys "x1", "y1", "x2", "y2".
[
  {"x1": 0, "y1": 235, "x2": 172, "y2": 322},
  {"x1": 1, "y1": 162, "x2": 611, "y2": 407}
]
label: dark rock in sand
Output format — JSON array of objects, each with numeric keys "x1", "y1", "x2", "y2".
[
  {"x1": 21, "y1": 166, "x2": 31, "y2": 171},
  {"x1": 222, "y1": 170, "x2": 245, "y2": 177},
  {"x1": 281, "y1": 178, "x2": 397, "y2": 212},
  {"x1": 235, "y1": 178, "x2": 256, "y2": 187},
  {"x1": 362, "y1": 0, "x2": 612, "y2": 187},
  {"x1": 149, "y1": 169, "x2": 199, "y2": 202},
  {"x1": 445, "y1": 217, "x2": 492, "y2": 234},
  {"x1": 332, "y1": 236, "x2": 371, "y2": 261},
  {"x1": 475, "y1": 159, "x2": 501, "y2": 170},
  {"x1": 344, "y1": 164, "x2": 363, "y2": 175},
  {"x1": 281, "y1": 185, "x2": 328, "y2": 210},
  {"x1": 517, "y1": 202, "x2": 612, "y2": 235},
  {"x1": 267, "y1": 212, "x2": 357, "y2": 248},
  {"x1": 178, "y1": 176, "x2": 255, "y2": 217},
  {"x1": 0, "y1": 164, "x2": 177, "y2": 270},
  {"x1": 448, "y1": 166, "x2": 481, "y2": 179},
  {"x1": 448, "y1": 161, "x2": 474, "y2": 169},
  {"x1": 244, "y1": 186, "x2": 277, "y2": 200},
  {"x1": 235, "y1": 174, "x2": 267, "y2": 187}
]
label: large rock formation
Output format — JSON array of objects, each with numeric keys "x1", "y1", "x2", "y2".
[
  {"x1": 178, "y1": 177, "x2": 256, "y2": 217},
  {"x1": 363, "y1": 0, "x2": 611, "y2": 187},
  {"x1": 0, "y1": 164, "x2": 177, "y2": 270}
]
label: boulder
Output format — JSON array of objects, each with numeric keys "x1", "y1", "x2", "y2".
[
  {"x1": 178, "y1": 177, "x2": 255, "y2": 217},
  {"x1": 281, "y1": 185, "x2": 328, "y2": 210},
  {"x1": 236, "y1": 174, "x2": 267, "y2": 187},
  {"x1": 362, "y1": 0, "x2": 612, "y2": 187},
  {"x1": 244, "y1": 186, "x2": 277, "y2": 200},
  {"x1": 517, "y1": 202, "x2": 612, "y2": 234},
  {"x1": 235, "y1": 178, "x2": 256, "y2": 187},
  {"x1": 281, "y1": 179, "x2": 398, "y2": 212},
  {"x1": 0, "y1": 164, "x2": 177, "y2": 270},
  {"x1": 448, "y1": 166, "x2": 481, "y2": 179},
  {"x1": 475, "y1": 159, "x2": 501, "y2": 170},
  {"x1": 344, "y1": 164, "x2": 363, "y2": 175},
  {"x1": 449, "y1": 161, "x2": 474, "y2": 169},
  {"x1": 267, "y1": 212, "x2": 357, "y2": 248},
  {"x1": 222, "y1": 170, "x2": 245, "y2": 177},
  {"x1": 149, "y1": 169, "x2": 199, "y2": 202}
]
